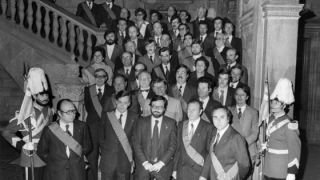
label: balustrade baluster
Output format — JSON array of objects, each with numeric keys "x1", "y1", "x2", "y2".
[
  {"x1": 44, "y1": 8, "x2": 50, "y2": 41},
  {"x1": 18, "y1": 0, "x2": 25, "y2": 27},
  {"x1": 69, "y1": 23, "x2": 76, "y2": 53},
  {"x1": 86, "y1": 32, "x2": 93, "y2": 61},
  {"x1": 78, "y1": 28, "x2": 84, "y2": 58},
  {"x1": 27, "y1": 0, "x2": 33, "y2": 31},
  {"x1": 60, "y1": 17, "x2": 67, "y2": 49},
  {"x1": 10, "y1": 0, "x2": 16, "y2": 23},
  {"x1": 1, "y1": 0, "x2": 7, "y2": 18},
  {"x1": 36, "y1": 4, "x2": 42, "y2": 36},
  {"x1": 52, "y1": 12, "x2": 59, "y2": 45}
]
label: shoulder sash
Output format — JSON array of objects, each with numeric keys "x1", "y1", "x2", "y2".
[
  {"x1": 106, "y1": 112, "x2": 133, "y2": 163},
  {"x1": 182, "y1": 121, "x2": 204, "y2": 166},
  {"x1": 102, "y1": 4, "x2": 117, "y2": 20},
  {"x1": 154, "y1": 67, "x2": 166, "y2": 80},
  {"x1": 213, "y1": 48, "x2": 226, "y2": 65},
  {"x1": 81, "y1": 3, "x2": 97, "y2": 26},
  {"x1": 201, "y1": 112, "x2": 210, "y2": 123},
  {"x1": 89, "y1": 85, "x2": 102, "y2": 117},
  {"x1": 266, "y1": 119, "x2": 290, "y2": 136},
  {"x1": 86, "y1": 65, "x2": 96, "y2": 77},
  {"x1": 172, "y1": 85, "x2": 188, "y2": 112},
  {"x1": 48, "y1": 122, "x2": 82, "y2": 157},
  {"x1": 210, "y1": 150, "x2": 239, "y2": 180}
]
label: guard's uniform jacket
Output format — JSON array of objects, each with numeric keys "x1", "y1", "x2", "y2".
[
  {"x1": 264, "y1": 113, "x2": 301, "y2": 179},
  {"x1": 2, "y1": 104, "x2": 53, "y2": 167}
]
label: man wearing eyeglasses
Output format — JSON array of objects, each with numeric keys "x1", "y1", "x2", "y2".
[
  {"x1": 38, "y1": 99, "x2": 92, "y2": 180},
  {"x1": 84, "y1": 68, "x2": 114, "y2": 180},
  {"x1": 99, "y1": 90, "x2": 139, "y2": 180},
  {"x1": 115, "y1": 40, "x2": 142, "y2": 71},
  {"x1": 133, "y1": 95, "x2": 177, "y2": 180},
  {"x1": 142, "y1": 77, "x2": 183, "y2": 123}
]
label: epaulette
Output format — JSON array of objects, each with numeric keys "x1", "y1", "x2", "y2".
[{"x1": 288, "y1": 120, "x2": 298, "y2": 130}]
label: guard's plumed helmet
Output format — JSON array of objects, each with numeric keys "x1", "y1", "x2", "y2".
[
  {"x1": 26, "y1": 67, "x2": 48, "y2": 95},
  {"x1": 270, "y1": 78, "x2": 295, "y2": 105}
]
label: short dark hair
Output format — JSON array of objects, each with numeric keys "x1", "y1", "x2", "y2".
[
  {"x1": 176, "y1": 64, "x2": 191, "y2": 77},
  {"x1": 224, "y1": 19, "x2": 235, "y2": 29},
  {"x1": 231, "y1": 64, "x2": 244, "y2": 77},
  {"x1": 149, "y1": 95, "x2": 168, "y2": 109},
  {"x1": 191, "y1": 39, "x2": 204, "y2": 50},
  {"x1": 92, "y1": 46, "x2": 106, "y2": 59},
  {"x1": 199, "y1": 20, "x2": 209, "y2": 29},
  {"x1": 178, "y1": 23, "x2": 190, "y2": 31},
  {"x1": 211, "y1": 105, "x2": 232, "y2": 121},
  {"x1": 188, "y1": 99, "x2": 203, "y2": 111},
  {"x1": 135, "y1": 8, "x2": 147, "y2": 20},
  {"x1": 113, "y1": 74, "x2": 128, "y2": 84},
  {"x1": 218, "y1": 69, "x2": 232, "y2": 83},
  {"x1": 94, "y1": 68, "x2": 108, "y2": 78},
  {"x1": 128, "y1": 25, "x2": 140, "y2": 37},
  {"x1": 213, "y1": 16, "x2": 225, "y2": 27},
  {"x1": 195, "y1": 56, "x2": 209, "y2": 70},
  {"x1": 115, "y1": 90, "x2": 132, "y2": 102},
  {"x1": 197, "y1": 76, "x2": 213, "y2": 90},
  {"x1": 167, "y1": 6, "x2": 177, "y2": 15},
  {"x1": 184, "y1": 32, "x2": 193, "y2": 39},
  {"x1": 158, "y1": 47, "x2": 172, "y2": 56},
  {"x1": 152, "y1": 21, "x2": 163, "y2": 28},
  {"x1": 135, "y1": 62, "x2": 147, "y2": 71},
  {"x1": 151, "y1": 77, "x2": 168, "y2": 93},
  {"x1": 122, "y1": 51, "x2": 133, "y2": 58},
  {"x1": 180, "y1": 10, "x2": 191, "y2": 22},
  {"x1": 145, "y1": 39, "x2": 156, "y2": 47},
  {"x1": 161, "y1": 33, "x2": 172, "y2": 42},
  {"x1": 104, "y1": 29, "x2": 117, "y2": 40},
  {"x1": 171, "y1": 14, "x2": 181, "y2": 24},
  {"x1": 150, "y1": 10, "x2": 163, "y2": 20},
  {"x1": 57, "y1": 99, "x2": 74, "y2": 111},
  {"x1": 118, "y1": 18, "x2": 127, "y2": 25},
  {"x1": 236, "y1": 85, "x2": 250, "y2": 99}
]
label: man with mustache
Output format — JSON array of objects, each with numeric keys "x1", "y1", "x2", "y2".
[{"x1": 2, "y1": 68, "x2": 54, "y2": 180}]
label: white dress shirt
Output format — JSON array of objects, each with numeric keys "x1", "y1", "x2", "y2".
[
  {"x1": 199, "y1": 96, "x2": 210, "y2": 110},
  {"x1": 59, "y1": 121, "x2": 74, "y2": 157},
  {"x1": 119, "y1": 31, "x2": 126, "y2": 38},
  {"x1": 216, "y1": 124, "x2": 230, "y2": 143},
  {"x1": 226, "y1": 35, "x2": 233, "y2": 44},
  {"x1": 200, "y1": 34, "x2": 207, "y2": 42},
  {"x1": 162, "y1": 63, "x2": 170, "y2": 75},
  {"x1": 217, "y1": 46, "x2": 225, "y2": 53},
  {"x1": 140, "y1": 87, "x2": 150, "y2": 99},
  {"x1": 96, "y1": 84, "x2": 105, "y2": 95},
  {"x1": 214, "y1": 30, "x2": 223, "y2": 37},
  {"x1": 229, "y1": 81, "x2": 239, "y2": 88},
  {"x1": 236, "y1": 105, "x2": 246, "y2": 116},
  {"x1": 151, "y1": 116, "x2": 163, "y2": 137},
  {"x1": 115, "y1": 109, "x2": 127, "y2": 129},
  {"x1": 176, "y1": 83, "x2": 186, "y2": 96},
  {"x1": 106, "y1": 2, "x2": 113, "y2": 8},
  {"x1": 87, "y1": 1, "x2": 92, "y2": 9},
  {"x1": 218, "y1": 86, "x2": 228, "y2": 105},
  {"x1": 188, "y1": 117, "x2": 201, "y2": 134},
  {"x1": 124, "y1": 66, "x2": 132, "y2": 75},
  {"x1": 107, "y1": 44, "x2": 115, "y2": 59}
]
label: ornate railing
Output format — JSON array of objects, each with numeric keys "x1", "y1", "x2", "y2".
[{"x1": 0, "y1": 0, "x2": 106, "y2": 66}]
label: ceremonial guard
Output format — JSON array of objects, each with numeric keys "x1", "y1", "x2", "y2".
[
  {"x1": 2, "y1": 67, "x2": 54, "y2": 180},
  {"x1": 263, "y1": 78, "x2": 301, "y2": 180}
]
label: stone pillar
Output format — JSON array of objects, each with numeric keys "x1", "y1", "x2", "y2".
[
  {"x1": 55, "y1": 58, "x2": 86, "y2": 121},
  {"x1": 261, "y1": 2, "x2": 303, "y2": 117}
]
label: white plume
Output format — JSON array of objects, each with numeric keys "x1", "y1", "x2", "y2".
[
  {"x1": 27, "y1": 67, "x2": 48, "y2": 95},
  {"x1": 270, "y1": 78, "x2": 295, "y2": 105}
]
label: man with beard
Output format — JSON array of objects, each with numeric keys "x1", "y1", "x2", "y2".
[
  {"x1": 2, "y1": 67, "x2": 54, "y2": 180},
  {"x1": 142, "y1": 77, "x2": 183, "y2": 123},
  {"x1": 173, "y1": 100, "x2": 214, "y2": 180},
  {"x1": 104, "y1": 74, "x2": 139, "y2": 114},
  {"x1": 99, "y1": 30, "x2": 124, "y2": 70},
  {"x1": 220, "y1": 48, "x2": 248, "y2": 84},
  {"x1": 133, "y1": 95, "x2": 177, "y2": 180},
  {"x1": 99, "y1": 90, "x2": 139, "y2": 180},
  {"x1": 115, "y1": 40, "x2": 142, "y2": 71},
  {"x1": 181, "y1": 39, "x2": 215, "y2": 77},
  {"x1": 261, "y1": 78, "x2": 301, "y2": 180},
  {"x1": 137, "y1": 40, "x2": 162, "y2": 72},
  {"x1": 205, "y1": 33, "x2": 231, "y2": 77},
  {"x1": 111, "y1": 8, "x2": 135, "y2": 32},
  {"x1": 151, "y1": 47, "x2": 178, "y2": 86}
]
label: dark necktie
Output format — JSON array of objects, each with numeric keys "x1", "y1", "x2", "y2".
[
  {"x1": 200, "y1": 36, "x2": 203, "y2": 42},
  {"x1": 98, "y1": 88, "x2": 102, "y2": 100},
  {"x1": 179, "y1": 85, "x2": 183, "y2": 95},
  {"x1": 151, "y1": 120, "x2": 159, "y2": 163},
  {"x1": 215, "y1": 32, "x2": 218, "y2": 37},
  {"x1": 213, "y1": 133, "x2": 220, "y2": 152},
  {"x1": 88, "y1": 2, "x2": 92, "y2": 9},
  {"x1": 238, "y1": 108, "x2": 242, "y2": 119},
  {"x1": 120, "y1": 32, "x2": 124, "y2": 39},
  {"x1": 165, "y1": 66, "x2": 170, "y2": 79},
  {"x1": 157, "y1": 38, "x2": 160, "y2": 47},
  {"x1": 107, "y1": 3, "x2": 111, "y2": 8},
  {"x1": 189, "y1": 123, "x2": 194, "y2": 140},
  {"x1": 66, "y1": 125, "x2": 72, "y2": 137},
  {"x1": 227, "y1": 64, "x2": 231, "y2": 70},
  {"x1": 149, "y1": 56, "x2": 153, "y2": 63},
  {"x1": 119, "y1": 114, "x2": 123, "y2": 125},
  {"x1": 219, "y1": 90, "x2": 224, "y2": 105},
  {"x1": 126, "y1": 68, "x2": 129, "y2": 76}
]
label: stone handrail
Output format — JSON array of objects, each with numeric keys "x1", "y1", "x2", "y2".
[{"x1": 0, "y1": 0, "x2": 107, "y2": 67}]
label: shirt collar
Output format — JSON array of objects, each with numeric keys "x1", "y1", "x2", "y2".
[
  {"x1": 152, "y1": 115, "x2": 163, "y2": 122},
  {"x1": 60, "y1": 120, "x2": 74, "y2": 127},
  {"x1": 115, "y1": 109, "x2": 127, "y2": 117},
  {"x1": 236, "y1": 104, "x2": 246, "y2": 113},
  {"x1": 219, "y1": 86, "x2": 228, "y2": 91},
  {"x1": 218, "y1": 46, "x2": 225, "y2": 52},
  {"x1": 163, "y1": 63, "x2": 170, "y2": 68},
  {"x1": 96, "y1": 84, "x2": 105, "y2": 91},
  {"x1": 189, "y1": 117, "x2": 201, "y2": 128},
  {"x1": 274, "y1": 111, "x2": 286, "y2": 119},
  {"x1": 192, "y1": 54, "x2": 202, "y2": 59},
  {"x1": 148, "y1": 53, "x2": 155, "y2": 58},
  {"x1": 200, "y1": 34, "x2": 207, "y2": 39},
  {"x1": 217, "y1": 124, "x2": 229, "y2": 136}
]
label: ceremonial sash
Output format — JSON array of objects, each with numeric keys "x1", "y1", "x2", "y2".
[
  {"x1": 201, "y1": 112, "x2": 210, "y2": 123},
  {"x1": 211, "y1": 150, "x2": 239, "y2": 180},
  {"x1": 105, "y1": 59, "x2": 115, "y2": 71},
  {"x1": 266, "y1": 119, "x2": 290, "y2": 136},
  {"x1": 213, "y1": 48, "x2": 226, "y2": 65},
  {"x1": 86, "y1": 65, "x2": 95, "y2": 77},
  {"x1": 49, "y1": 122, "x2": 83, "y2": 157},
  {"x1": 102, "y1": 4, "x2": 117, "y2": 20},
  {"x1": 106, "y1": 112, "x2": 133, "y2": 163},
  {"x1": 22, "y1": 108, "x2": 51, "y2": 142},
  {"x1": 89, "y1": 85, "x2": 102, "y2": 117},
  {"x1": 81, "y1": 3, "x2": 97, "y2": 26},
  {"x1": 172, "y1": 85, "x2": 188, "y2": 112},
  {"x1": 182, "y1": 121, "x2": 204, "y2": 166},
  {"x1": 154, "y1": 67, "x2": 166, "y2": 80}
]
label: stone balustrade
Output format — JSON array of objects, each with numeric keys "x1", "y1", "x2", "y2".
[{"x1": 0, "y1": 0, "x2": 106, "y2": 67}]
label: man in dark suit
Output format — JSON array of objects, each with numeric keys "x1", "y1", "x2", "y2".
[
  {"x1": 125, "y1": 25, "x2": 146, "y2": 55},
  {"x1": 161, "y1": 6, "x2": 177, "y2": 32},
  {"x1": 37, "y1": 99, "x2": 92, "y2": 180},
  {"x1": 99, "y1": 30, "x2": 124, "y2": 70},
  {"x1": 168, "y1": 15, "x2": 181, "y2": 44},
  {"x1": 147, "y1": 11, "x2": 169, "y2": 37},
  {"x1": 229, "y1": 64, "x2": 250, "y2": 92},
  {"x1": 76, "y1": 0, "x2": 99, "y2": 27},
  {"x1": 97, "y1": 0, "x2": 121, "y2": 29},
  {"x1": 173, "y1": 100, "x2": 213, "y2": 180},
  {"x1": 104, "y1": 74, "x2": 139, "y2": 114},
  {"x1": 195, "y1": 21, "x2": 215, "y2": 53},
  {"x1": 149, "y1": 21, "x2": 164, "y2": 48},
  {"x1": 84, "y1": 68, "x2": 114, "y2": 180},
  {"x1": 220, "y1": 48, "x2": 248, "y2": 84},
  {"x1": 99, "y1": 90, "x2": 139, "y2": 180},
  {"x1": 179, "y1": 10, "x2": 194, "y2": 35},
  {"x1": 114, "y1": 18, "x2": 129, "y2": 48},
  {"x1": 152, "y1": 47, "x2": 178, "y2": 86},
  {"x1": 212, "y1": 69, "x2": 236, "y2": 107},
  {"x1": 205, "y1": 33, "x2": 231, "y2": 77},
  {"x1": 197, "y1": 77, "x2": 221, "y2": 123},
  {"x1": 115, "y1": 40, "x2": 141, "y2": 71},
  {"x1": 192, "y1": 7, "x2": 214, "y2": 38},
  {"x1": 133, "y1": 95, "x2": 177, "y2": 180},
  {"x1": 187, "y1": 57, "x2": 215, "y2": 88},
  {"x1": 200, "y1": 106, "x2": 250, "y2": 180},
  {"x1": 115, "y1": 52, "x2": 136, "y2": 91},
  {"x1": 111, "y1": 8, "x2": 135, "y2": 32},
  {"x1": 168, "y1": 64, "x2": 198, "y2": 114},
  {"x1": 137, "y1": 40, "x2": 161, "y2": 72},
  {"x1": 224, "y1": 20, "x2": 243, "y2": 65},
  {"x1": 209, "y1": 17, "x2": 224, "y2": 37},
  {"x1": 157, "y1": 33, "x2": 179, "y2": 68}
]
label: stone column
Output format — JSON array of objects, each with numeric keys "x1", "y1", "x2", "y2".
[
  {"x1": 55, "y1": 58, "x2": 86, "y2": 121},
  {"x1": 261, "y1": 1, "x2": 303, "y2": 117}
]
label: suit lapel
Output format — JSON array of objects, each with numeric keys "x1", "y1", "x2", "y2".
[
  {"x1": 216, "y1": 126, "x2": 232, "y2": 151},
  {"x1": 70, "y1": 121, "x2": 80, "y2": 158},
  {"x1": 158, "y1": 117, "x2": 169, "y2": 149},
  {"x1": 190, "y1": 120, "x2": 204, "y2": 147},
  {"x1": 111, "y1": 45, "x2": 120, "y2": 63},
  {"x1": 124, "y1": 111, "x2": 133, "y2": 134},
  {"x1": 183, "y1": 85, "x2": 192, "y2": 101}
]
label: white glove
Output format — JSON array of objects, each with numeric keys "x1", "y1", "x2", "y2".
[
  {"x1": 172, "y1": 171, "x2": 177, "y2": 179},
  {"x1": 199, "y1": 176, "x2": 207, "y2": 180},
  {"x1": 22, "y1": 142, "x2": 35, "y2": 150},
  {"x1": 286, "y1": 174, "x2": 295, "y2": 180},
  {"x1": 260, "y1": 142, "x2": 267, "y2": 151}
]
